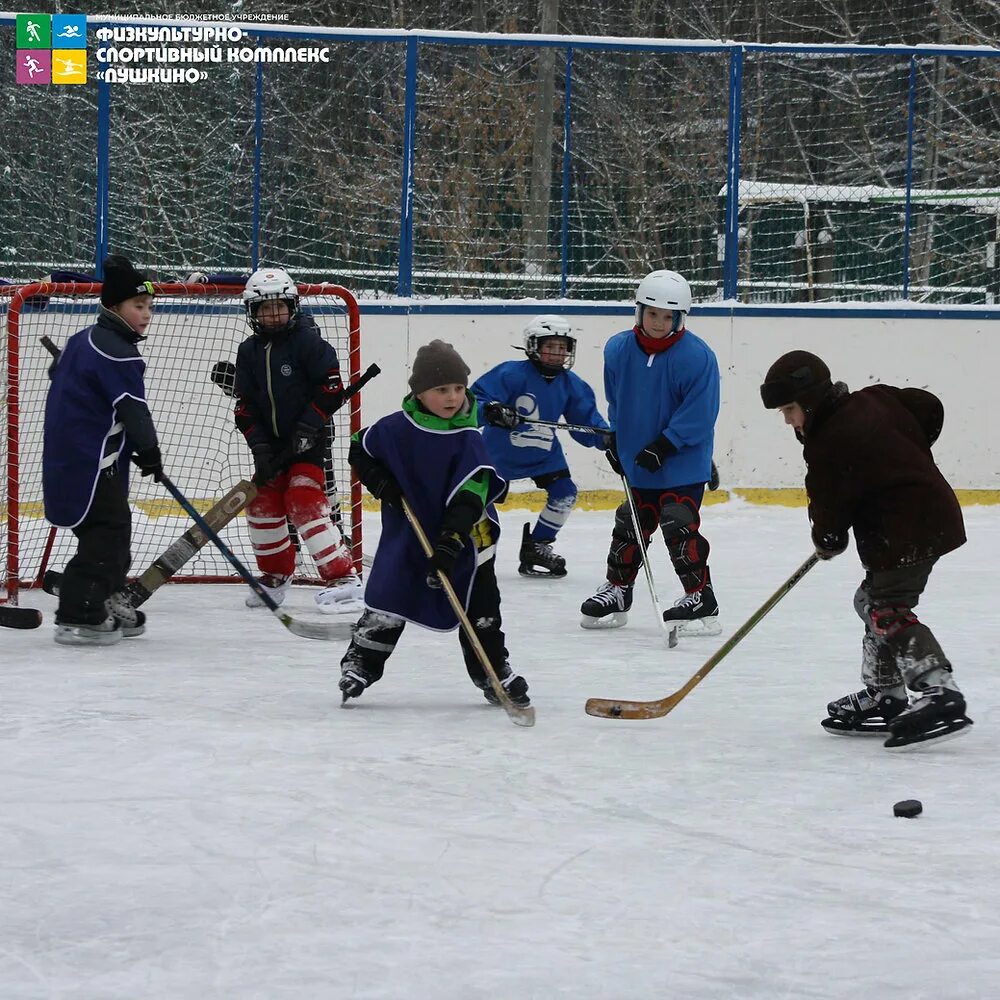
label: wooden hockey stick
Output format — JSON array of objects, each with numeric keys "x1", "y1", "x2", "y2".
[
  {"x1": 585, "y1": 553, "x2": 819, "y2": 720},
  {"x1": 401, "y1": 498, "x2": 535, "y2": 728},
  {"x1": 621, "y1": 474, "x2": 678, "y2": 650},
  {"x1": 0, "y1": 605, "x2": 43, "y2": 629}
]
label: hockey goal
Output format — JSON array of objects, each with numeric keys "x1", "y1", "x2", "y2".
[{"x1": 1, "y1": 282, "x2": 362, "y2": 604}]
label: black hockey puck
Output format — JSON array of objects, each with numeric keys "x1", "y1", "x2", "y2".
[{"x1": 893, "y1": 799, "x2": 923, "y2": 818}]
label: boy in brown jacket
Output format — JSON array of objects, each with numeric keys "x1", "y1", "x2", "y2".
[{"x1": 760, "y1": 350, "x2": 972, "y2": 750}]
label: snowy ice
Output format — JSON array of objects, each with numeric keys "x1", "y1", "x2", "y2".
[{"x1": 3, "y1": 501, "x2": 999, "y2": 999}]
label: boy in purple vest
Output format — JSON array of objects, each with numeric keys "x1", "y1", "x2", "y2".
[
  {"x1": 338, "y1": 340, "x2": 530, "y2": 709},
  {"x1": 42, "y1": 255, "x2": 164, "y2": 646}
]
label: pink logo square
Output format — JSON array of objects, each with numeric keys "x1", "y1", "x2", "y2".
[{"x1": 16, "y1": 48, "x2": 51, "y2": 84}]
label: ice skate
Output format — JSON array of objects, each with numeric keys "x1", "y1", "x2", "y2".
[
  {"x1": 884, "y1": 686, "x2": 973, "y2": 750},
  {"x1": 821, "y1": 685, "x2": 906, "y2": 736},
  {"x1": 245, "y1": 573, "x2": 291, "y2": 608},
  {"x1": 315, "y1": 574, "x2": 365, "y2": 614},
  {"x1": 481, "y1": 666, "x2": 531, "y2": 707},
  {"x1": 662, "y1": 584, "x2": 721, "y2": 637},
  {"x1": 339, "y1": 660, "x2": 381, "y2": 704},
  {"x1": 580, "y1": 581, "x2": 632, "y2": 629},
  {"x1": 517, "y1": 522, "x2": 567, "y2": 578},
  {"x1": 107, "y1": 593, "x2": 146, "y2": 637},
  {"x1": 54, "y1": 616, "x2": 123, "y2": 647}
]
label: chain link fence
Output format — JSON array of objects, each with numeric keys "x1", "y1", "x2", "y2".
[{"x1": 2, "y1": 18, "x2": 998, "y2": 304}]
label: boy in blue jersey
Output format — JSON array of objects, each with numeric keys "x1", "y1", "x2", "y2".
[
  {"x1": 338, "y1": 340, "x2": 530, "y2": 709},
  {"x1": 580, "y1": 270, "x2": 722, "y2": 636},
  {"x1": 42, "y1": 255, "x2": 164, "y2": 646},
  {"x1": 471, "y1": 315, "x2": 609, "y2": 577}
]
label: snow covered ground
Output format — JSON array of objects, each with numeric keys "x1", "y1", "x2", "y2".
[{"x1": 3, "y1": 501, "x2": 999, "y2": 1000}]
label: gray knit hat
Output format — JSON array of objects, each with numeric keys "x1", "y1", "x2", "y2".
[{"x1": 408, "y1": 339, "x2": 471, "y2": 395}]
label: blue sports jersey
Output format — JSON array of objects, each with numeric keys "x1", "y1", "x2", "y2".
[
  {"x1": 604, "y1": 328, "x2": 720, "y2": 489},
  {"x1": 471, "y1": 360, "x2": 608, "y2": 480}
]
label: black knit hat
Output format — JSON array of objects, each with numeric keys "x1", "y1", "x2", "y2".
[
  {"x1": 408, "y1": 339, "x2": 471, "y2": 395},
  {"x1": 100, "y1": 254, "x2": 153, "y2": 308},
  {"x1": 760, "y1": 351, "x2": 832, "y2": 409}
]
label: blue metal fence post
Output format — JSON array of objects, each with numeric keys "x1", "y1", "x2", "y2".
[
  {"x1": 252, "y1": 55, "x2": 264, "y2": 270},
  {"x1": 94, "y1": 75, "x2": 111, "y2": 275},
  {"x1": 560, "y1": 46, "x2": 573, "y2": 299},
  {"x1": 397, "y1": 37, "x2": 419, "y2": 297},
  {"x1": 722, "y1": 46, "x2": 744, "y2": 301},
  {"x1": 901, "y1": 54, "x2": 918, "y2": 300}
]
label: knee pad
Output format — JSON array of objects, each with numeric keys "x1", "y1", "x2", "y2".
[
  {"x1": 853, "y1": 581, "x2": 872, "y2": 625},
  {"x1": 659, "y1": 498, "x2": 699, "y2": 540},
  {"x1": 870, "y1": 605, "x2": 919, "y2": 639},
  {"x1": 353, "y1": 609, "x2": 405, "y2": 653}
]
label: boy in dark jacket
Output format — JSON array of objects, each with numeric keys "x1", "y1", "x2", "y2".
[
  {"x1": 234, "y1": 267, "x2": 359, "y2": 611},
  {"x1": 339, "y1": 340, "x2": 530, "y2": 709},
  {"x1": 760, "y1": 350, "x2": 972, "y2": 749},
  {"x1": 43, "y1": 255, "x2": 164, "y2": 645}
]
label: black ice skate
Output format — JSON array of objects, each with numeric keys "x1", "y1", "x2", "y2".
[
  {"x1": 339, "y1": 658, "x2": 382, "y2": 704},
  {"x1": 821, "y1": 686, "x2": 906, "y2": 736},
  {"x1": 517, "y1": 522, "x2": 567, "y2": 578},
  {"x1": 662, "y1": 584, "x2": 721, "y2": 637},
  {"x1": 580, "y1": 582, "x2": 633, "y2": 629},
  {"x1": 883, "y1": 686, "x2": 973, "y2": 750},
  {"x1": 481, "y1": 668, "x2": 531, "y2": 707},
  {"x1": 107, "y1": 593, "x2": 146, "y2": 638}
]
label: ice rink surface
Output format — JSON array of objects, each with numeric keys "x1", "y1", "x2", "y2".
[{"x1": 3, "y1": 502, "x2": 999, "y2": 1000}]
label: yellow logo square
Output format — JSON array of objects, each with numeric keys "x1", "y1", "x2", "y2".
[{"x1": 51, "y1": 49, "x2": 86, "y2": 84}]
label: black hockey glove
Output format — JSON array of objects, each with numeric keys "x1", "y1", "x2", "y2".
[
  {"x1": 635, "y1": 434, "x2": 677, "y2": 473},
  {"x1": 604, "y1": 432, "x2": 623, "y2": 476},
  {"x1": 708, "y1": 460, "x2": 720, "y2": 492},
  {"x1": 363, "y1": 463, "x2": 403, "y2": 508},
  {"x1": 427, "y1": 531, "x2": 465, "y2": 589},
  {"x1": 292, "y1": 419, "x2": 321, "y2": 454},
  {"x1": 135, "y1": 446, "x2": 164, "y2": 483},
  {"x1": 813, "y1": 529, "x2": 849, "y2": 560},
  {"x1": 484, "y1": 401, "x2": 521, "y2": 431},
  {"x1": 251, "y1": 443, "x2": 277, "y2": 484}
]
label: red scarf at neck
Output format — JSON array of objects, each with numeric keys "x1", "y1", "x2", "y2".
[{"x1": 633, "y1": 324, "x2": 685, "y2": 354}]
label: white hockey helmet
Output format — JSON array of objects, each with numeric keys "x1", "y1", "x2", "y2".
[
  {"x1": 523, "y1": 314, "x2": 576, "y2": 374},
  {"x1": 243, "y1": 266, "x2": 300, "y2": 336},
  {"x1": 634, "y1": 269, "x2": 692, "y2": 332}
]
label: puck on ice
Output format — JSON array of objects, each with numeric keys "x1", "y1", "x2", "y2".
[{"x1": 893, "y1": 799, "x2": 923, "y2": 818}]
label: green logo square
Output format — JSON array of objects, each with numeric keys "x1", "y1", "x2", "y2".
[{"x1": 16, "y1": 13, "x2": 51, "y2": 49}]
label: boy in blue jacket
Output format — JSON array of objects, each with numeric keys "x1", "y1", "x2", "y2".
[
  {"x1": 580, "y1": 270, "x2": 722, "y2": 635},
  {"x1": 43, "y1": 255, "x2": 164, "y2": 645},
  {"x1": 471, "y1": 315, "x2": 609, "y2": 577},
  {"x1": 340, "y1": 340, "x2": 530, "y2": 708}
]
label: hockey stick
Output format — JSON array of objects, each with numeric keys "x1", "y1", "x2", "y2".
[
  {"x1": 154, "y1": 470, "x2": 355, "y2": 640},
  {"x1": 585, "y1": 553, "x2": 820, "y2": 720},
  {"x1": 0, "y1": 605, "x2": 43, "y2": 629},
  {"x1": 622, "y1": 474, "x2": 678, "y2": 649},
  {"x1": 520, "y1": 415, "x2": 608, "y2": 437},
  {"x1": 400, "y1": 498, "x2": 535, "y2": 728},
  {"x1": 525, "y1": 415, "x2": 721, "y2": 492}
]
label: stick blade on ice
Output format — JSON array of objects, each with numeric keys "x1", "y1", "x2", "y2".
[{"x1": 0, "y1": 606, "x2": 43, "y2": 629}]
